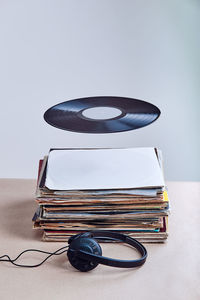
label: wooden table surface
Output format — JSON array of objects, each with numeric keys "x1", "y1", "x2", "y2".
[{"x1": 0, "y1": 180, "x2": 199, "y2": 300}]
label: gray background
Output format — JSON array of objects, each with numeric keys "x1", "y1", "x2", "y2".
[{"x1": 0, "y1": 0, "x2": 199, "y2": 180}]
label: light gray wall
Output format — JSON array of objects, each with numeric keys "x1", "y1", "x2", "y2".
[{"x1": 0, "y1": 0, "x2": 199, "y2": 180}]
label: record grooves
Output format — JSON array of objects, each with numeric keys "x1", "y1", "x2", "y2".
[{"x1": 44, "y1": 96, "x2": 161, "y2": 133}]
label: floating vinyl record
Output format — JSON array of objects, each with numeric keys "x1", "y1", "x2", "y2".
[{"x1": 44, "y1": 96, "x2": 161, "y2": 133}]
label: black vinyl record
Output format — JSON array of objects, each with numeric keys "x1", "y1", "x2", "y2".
[{"x1": 44, "y1": 96, "x2": 161, "y2": 134}]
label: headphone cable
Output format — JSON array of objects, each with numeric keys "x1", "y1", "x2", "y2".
[{"x1": 0, "y1": 246, "x2": 68, "y2": 268}]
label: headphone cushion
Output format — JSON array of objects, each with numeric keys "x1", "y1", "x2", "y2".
[{"x1": 67, "y1": 237, "x2": 102, "y2": 272}]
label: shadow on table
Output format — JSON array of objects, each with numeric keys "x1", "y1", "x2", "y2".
[{"x1": 1, "y1": 197, "x2": 42, "y2": 241}]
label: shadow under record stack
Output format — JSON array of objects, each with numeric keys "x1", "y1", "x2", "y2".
[{"x1": 33, "y1": 147, "x2": 169, "y2": 242}]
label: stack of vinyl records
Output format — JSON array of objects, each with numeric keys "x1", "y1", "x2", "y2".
[{"x1": 33, "y1": 147, "x2": 169, "y2": 243}]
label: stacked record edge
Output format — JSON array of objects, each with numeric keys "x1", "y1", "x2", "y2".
[{"x1": 33, "y1": 148, "x2": 169, "y2": 243}]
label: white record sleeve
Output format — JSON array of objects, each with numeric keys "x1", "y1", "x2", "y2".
[{"x1": 45, "y1": 148, "x2": 165, "y2": 191}]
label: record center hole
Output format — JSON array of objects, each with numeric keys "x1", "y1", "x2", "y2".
[{"x1": 81, "y1": 107, "x2": 122, "y2": 120}]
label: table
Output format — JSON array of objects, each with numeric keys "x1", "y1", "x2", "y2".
[{"x1": 0, "y1": 180, "x2": 199, "y2": 300}]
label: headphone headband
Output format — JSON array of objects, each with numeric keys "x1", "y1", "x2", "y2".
[{"x1": 68, "y1": 231, "x2": 147, "y2": 268}]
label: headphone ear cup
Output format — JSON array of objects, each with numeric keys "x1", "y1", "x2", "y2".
[{"x1": 67, "y1": 237, "x2": 102, "y2": 272}]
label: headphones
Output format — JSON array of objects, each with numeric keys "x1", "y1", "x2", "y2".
[
  {"x1": 0, "y1": 231, "x2": 147, "y2": 272},
  {"x1": 67, "y1": 231, "x2": 147, "y2": 271}
]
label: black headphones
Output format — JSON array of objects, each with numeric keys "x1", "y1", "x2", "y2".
[
  {"x1": 67, "y1": 231, "x2": 147, "y2": 272},
  {"x1": 0, "y1": 231, "x2": 147, "y2": 272}
]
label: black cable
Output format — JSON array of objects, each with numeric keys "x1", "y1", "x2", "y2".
[
  {"x1": 0, "y1": 247, "x2": 68, "y2": 262},
  {"x1": 0, "y1": 246, "x2": 68, "y2": 268}
]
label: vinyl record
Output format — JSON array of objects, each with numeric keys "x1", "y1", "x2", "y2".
[{"x1": 44, "y1": 96, "x2": 161, "y2": 133}]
